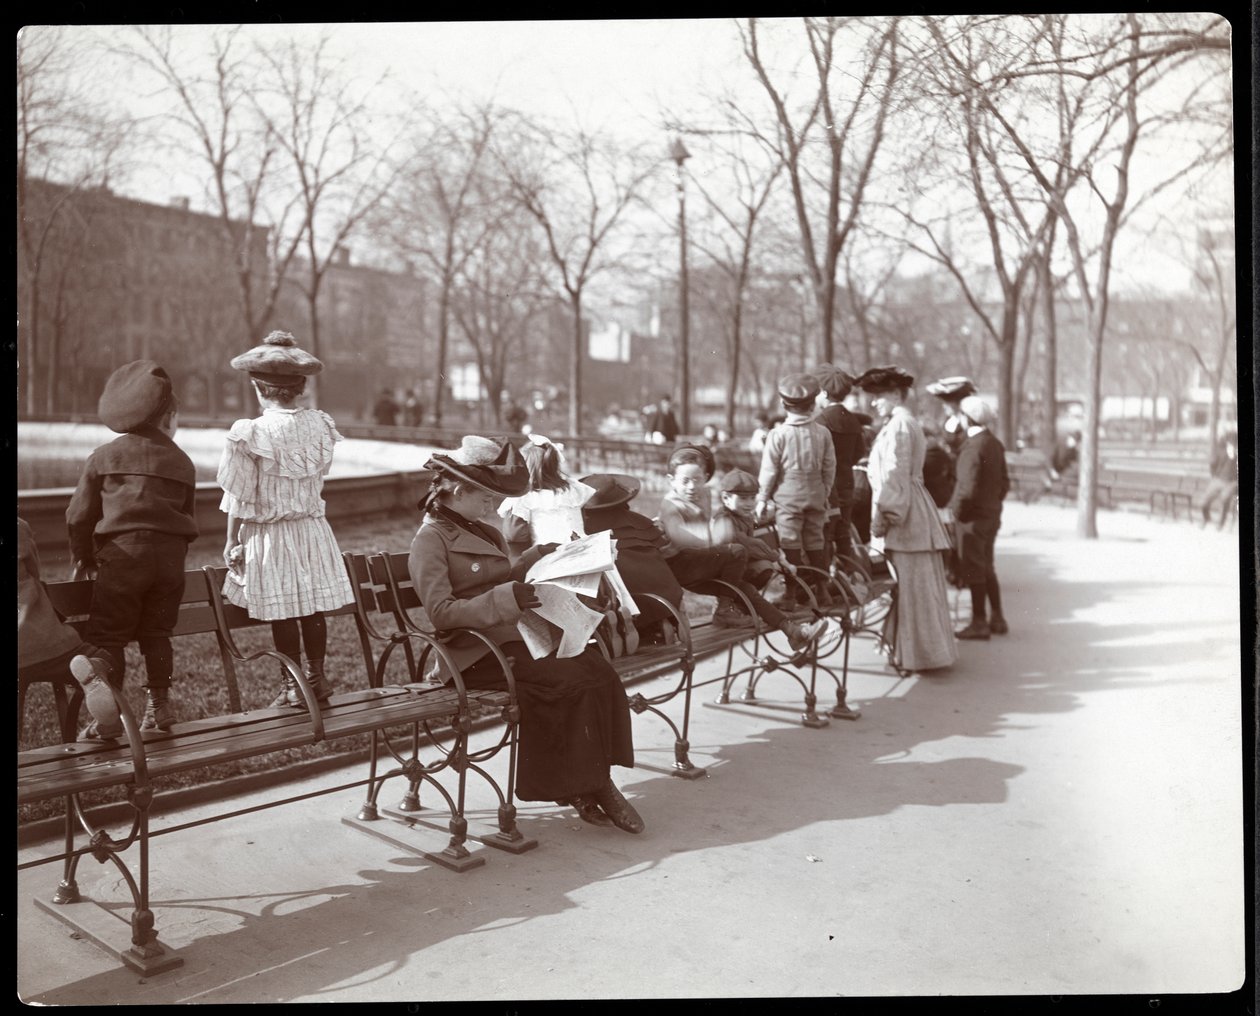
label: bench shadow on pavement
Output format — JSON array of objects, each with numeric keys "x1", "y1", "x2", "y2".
[{"x1": 20, "y1": 546, "x2": 1236, "y2": 1003}]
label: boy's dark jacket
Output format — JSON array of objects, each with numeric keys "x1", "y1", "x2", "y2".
[
  {"x1": 582, "y1": 503, "x2": 683, "y2": 624},
  {"x1": 66, "y1": 427, "x2": 198, "y2": 567}
]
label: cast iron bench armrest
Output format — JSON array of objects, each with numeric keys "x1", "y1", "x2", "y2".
[{"x1": 199, "y1": 567, "x2": 324, "y2": 741}]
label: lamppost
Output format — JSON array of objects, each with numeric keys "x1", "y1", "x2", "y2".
[{"x1": 670, "y1": 136, "x2": 691, "y2": 436}]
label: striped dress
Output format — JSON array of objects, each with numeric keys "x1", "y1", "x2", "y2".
[{"x1": 217, "y1": 407, "x2": 354, "y2": 621}]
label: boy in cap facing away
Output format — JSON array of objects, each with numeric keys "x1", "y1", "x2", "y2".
[
  {"x1": 756, "y1": 372, "x2": 836, "y2": 610},
  {"x1": 711, "y1": 468, "x2": 783, "y2": 591},
  {"x1": 65, "y1": 361, "x2": 198, "y2": 736}
]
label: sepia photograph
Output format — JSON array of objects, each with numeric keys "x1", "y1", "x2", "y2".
[{"x1": 16, "y1": 15, "x2": 1249, "y2": 1005}]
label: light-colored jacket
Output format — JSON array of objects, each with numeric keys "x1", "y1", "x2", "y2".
[
  {"x1": 757, "y1": 414, "x2": 836, "y2": 511},
  {"x1": 408, "y1": 513, "x2": 547, "y2": 681},
  {"x1": 867, "y1": 407, "x2": 952, "y2": 552}
]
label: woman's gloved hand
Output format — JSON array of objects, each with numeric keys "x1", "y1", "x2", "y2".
[{"x1": 512, "y1": 582, "x2": 541, "y2": 609}]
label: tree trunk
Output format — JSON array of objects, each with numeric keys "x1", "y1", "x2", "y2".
[
  {"x1": 1039, "y1": 250, "x2": 1058, "y2": 455},
  {"x1": 434, "y1": 282, "x2": 450, "y2": 427},
  {"x1": 306, "y1": 289, "x2": 321, "y2": 408},
  {"x1": 996, "y1": 303, "x2": 1019, "y2": 446},
  {"x1": 1076, "y1": 311, "x2": 1103, "y2": 538},
  {"x1": 569, "y1": 291, "x2": 583, "y2": 436},
  {"x1": 726, "y1": 299, "x2": 743, "y2": 435}
]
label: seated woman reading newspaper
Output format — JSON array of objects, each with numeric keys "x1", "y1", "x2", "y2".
[{"x1": 408, "y1": 436, "x2": 644, "y2": 833}]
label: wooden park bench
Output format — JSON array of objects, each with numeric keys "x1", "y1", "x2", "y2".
[{"x1": 18, "y1": 556, "x2": 526, "y2": 976}]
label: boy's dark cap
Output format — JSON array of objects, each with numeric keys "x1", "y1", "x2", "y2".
[
  {"x1": 720, "y1": 468, "x2": 759, "y2": 495},
  {"x1": 777, "y1": 372, "x2": 821, "y2": 402},
  {"x1": 98, "y1": 360, "x2": 174, "y2": 433},
  {"x1": 812, "y1": 364, "x2": 855, "y2": 399}
]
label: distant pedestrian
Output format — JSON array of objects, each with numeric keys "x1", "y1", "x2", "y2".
[
  {"x1": 748, "y1": 411, "x2": 771, "y2": 454},
  {"x1": 1200, "y1": 430, "x2": 1238, "y2": 530},
  {"x1": 219, "y1": 331, "x2": 355, "y2": 710},
  {"x1": 948, "y1": 397, "x2": 1010, "y2": 639},
  {"x1": 403, "y1": 388, "x2": 424, "y2": 427},
  {"x1": 373, "y1": 387, "x2": 399, "y2": 427},
  {"x1": 65, "y1": 360, "x2": 198, "y2": 735},
  {"x1": 505, "y1": 400, "x2": 529, "y2": 433},
  {"x1": 645, "y1": 395, "x2": 680, "y2": 445}
]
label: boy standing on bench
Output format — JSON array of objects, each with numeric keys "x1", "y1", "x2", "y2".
[{"x1": 65, "y1": 361, "x2": 198, "y2": 737}]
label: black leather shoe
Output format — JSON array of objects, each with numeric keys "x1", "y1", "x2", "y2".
[
  {"x1": 955, "y1": 621, "x2": 991, "y2": 640},
  {"x1": 562, "y1": 794, "x2": 613, "y2": 827},
  {"x1": 988, "y1": 616, "x2": 1009, "y2": 635},
  {"x1": 593, "y1": 780, "x2": 645, "y2": 834}
]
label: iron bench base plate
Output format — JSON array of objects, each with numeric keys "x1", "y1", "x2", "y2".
[{"x1": 35, "y1": 895, "x2": 185, "y2": 976}]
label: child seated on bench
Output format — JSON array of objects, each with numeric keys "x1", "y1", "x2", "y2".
[
  {"x1": 580, "y1": 473, "x2": 684, "y2": 644},
  {"x1": 657, "y1": 446, "x2": 826, "y2": 653},
  {"x1": 710, "y1": 468, "x2": 789, "y2": 592},
  {"x1": 18, "y1": 518, "x2": 123, "y2": 741}
]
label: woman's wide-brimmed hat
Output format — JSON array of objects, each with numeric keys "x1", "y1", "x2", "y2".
[
  {"x1": 580, "y1": 473, "x2": 641, "y2": 510},
  {"x1": 811, "y1": 363, "x2": 855, "y2": 400},
  {"x1": 230, "y1": 331, "x2": 323, "y2": 383},
  {"x1": 854, "y1": 365, "x2": 915, "y2": 393},
  {"x1": 925, "y1": 376, "x2": 977, "y2": 401},
  {"x1": 423, "y1": 436, "x2": 530, "y2": 498}
]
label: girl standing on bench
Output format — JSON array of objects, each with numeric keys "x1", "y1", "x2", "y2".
[
  {"x1": 409, "y1": 436, "x2": 644, "y2": 834},
  {"x1": 218, "y1": 331, "x2": 355, "y2": 710}
]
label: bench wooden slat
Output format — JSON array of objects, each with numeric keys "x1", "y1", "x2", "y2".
[{"x1": 19, "y1": 688, "x2": 470, "y2": 805}]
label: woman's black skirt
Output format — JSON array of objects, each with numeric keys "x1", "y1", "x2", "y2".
[{"x1": 459, "y1": 642, "x2": 635, "y2": 802}]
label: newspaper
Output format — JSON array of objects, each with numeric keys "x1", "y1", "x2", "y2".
[{"x1": 515, "y1": 530, "x2": 640, "y2": 660}]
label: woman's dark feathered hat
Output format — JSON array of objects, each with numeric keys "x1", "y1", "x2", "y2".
[
  {"x1": 853, "y1": 365, "x2": 915, "y2": 393},
  {"x1": 420, "y1": 436, "x2": 530, "y2": 507}
]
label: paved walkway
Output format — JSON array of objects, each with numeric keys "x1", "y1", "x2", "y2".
[{"x1": 17, "y1": 502, "x2": 1247, "y2": 1003}]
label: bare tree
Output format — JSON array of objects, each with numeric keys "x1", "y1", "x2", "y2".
[
  {"x1": 1187, "y1": 222, "x2": 1237, "y2": 445},
  {"x1": 686, "y1": 129, "x2": 784, "y2": 434},
  {"x1": 952, "y1": 12, "x2": 1232, "y2": 536},
  {"x1": 740, "y1": 16, "x2": 901, "y2": 364},
  {"x1": 252, "y1": 35, "x2": 402, "y2": 404},
  {"x1": 448, "y1": 198, "x2": 550, "y2": 425},
  {"x1": 377, "y1": 102, "x2": 500, "y2": 425},
  {"x1": 496, "y1": 117, "x2": 655, "y2": 435},
  {"x1": 17, "y1": 27, "x2": 133, "y2": 415},
  {"x1": 123, "y1": 26, "x2": 302, "y2": 346}
]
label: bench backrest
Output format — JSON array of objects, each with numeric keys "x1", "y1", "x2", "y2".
[
  {"x1": 196, "y1": 563, "x2": 375, "y2": 710},
  {"x1": 45, "y1": 570, "x2": 222, "y2": 641}
]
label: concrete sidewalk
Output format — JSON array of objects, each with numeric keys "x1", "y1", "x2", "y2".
[{"x1": 17, "y1": 502, "x2": 1247, "y2": 1003}]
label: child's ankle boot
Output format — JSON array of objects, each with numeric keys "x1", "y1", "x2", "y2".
[
  {"x1": 300, "y1": 659, "x2": 333, "y2": 709},
  {"x1": 269, "y1": 667, "x2": 302, "y2": 708},
  {"x1": 141, "y1": 686, "x2": 175, "y2": 731}
]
